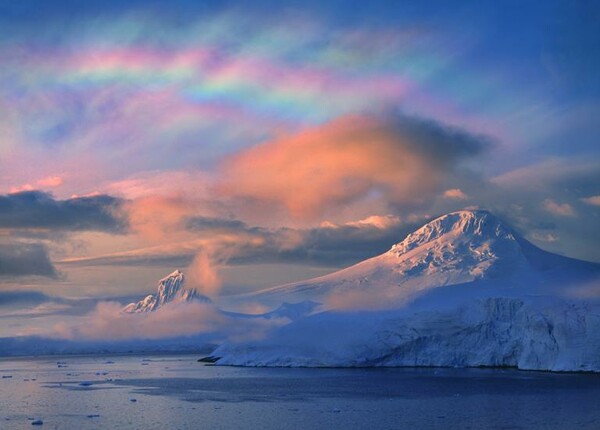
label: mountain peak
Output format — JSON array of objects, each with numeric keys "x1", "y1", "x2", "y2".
[
  {"x1": 162, "y1": 269, "x2": 183, "y2": 280},
  {"x1": 250, "y1": 209, "x2": 600, "y2": 310},
  {"x1": 389, "y1": 210, "x2": 515, "y2": 256},
  {"x1": 380, "y1": 209, "x2": 527, "y2": 283},
  {"x1": 123, "y1": 270, "x2": 209, "y2": 313}
]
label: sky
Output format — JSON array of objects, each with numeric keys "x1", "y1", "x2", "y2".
[{"x1": 0, "y1": 0, "x2": 599, "y2": 336}]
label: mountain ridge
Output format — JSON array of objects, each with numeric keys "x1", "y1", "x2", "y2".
[{"x1": 123, "y1": 269, "x2": 210, "y2": 313}]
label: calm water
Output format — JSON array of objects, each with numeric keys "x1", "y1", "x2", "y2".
[{"x1": 0, "y1": 354, "x2": 599, "y2": 429}]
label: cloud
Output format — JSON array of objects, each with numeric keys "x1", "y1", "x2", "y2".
[
  {"x1": 124, "y1": 195, "x2": 194, "y2": 241},
  {"x1": 582, "y1": 195, "x2": 600, "y2": 206},
  {"x1": 491, "y1": 158, "x2": 600, "y2": 193},
  {"x1": 10, "y1": 176, "x2": 64, "y2": 193},
  {"x1": 56, "y1": 301, "x2": 226, "y2": 341},
  {"x1": 543, "y1": 199, "x2": 576, "y2": 217},
  {"x1": 185, "y1": 216, "x2": 248, "y2": 232},
  {"x1": 218, "y1": 113, "x2": 489, "y2": 219},
  {"x1": 54, "y1": 300, "x2": 280, "y2": 342},
  {"x1": 0, "y1": 302, "x2": 72, "y2": 319},
  {"x1": 477, "y1": 157, "x2": 600, "y2": 261},
  {"x1": 0, "y1": 191, "x2": 127, "y2": 232},
  {"x1": 0, "y1": 11, "x2": 426, "y2": 198},
  {"x1": 529, "y1": 231, "x2": 559, "y2": 243},
  {"x1": 37, "y1": 176, "x2": 64, "y2": 188},
  {"x1": 0, "y1": 290, "x2": 53, "y2": 307},
  {"x1": 187, "y1": 250, "x2": 223, "y2": 297},
  {"x1": 0, "y1": 243, "x2": 57, "y2": 277},
  {"x1": 60, "y1": 213, "x2": 425, "y2": 269},
  {"x1": 105, "y1": 170, "x2": 211, "y2": 200},
  {"x1": 443, "y1": 188, "x2": 468, "y2": 200}
]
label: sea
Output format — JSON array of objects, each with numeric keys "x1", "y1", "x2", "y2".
[{"x1": 1, "y1": 354, "x2": 599, "y2": 429}]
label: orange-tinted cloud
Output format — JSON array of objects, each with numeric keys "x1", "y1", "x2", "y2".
[
  {"x1": 10, "y1": 175, "x2": 64, "y2": 194},
  {"x1": 581, "y1": 195, "x2": 600, "y2": 206},
  {"x1": 125, "y1": 195, "x2": 193, "y2": 242},
  {"x1": 37, "y1": 176, "x2": 64, "y2": 188},
  {"x1": 219, "y1": 114, "x2": 486, "y2": 219},
  {"x1": 443, "y1": 188, "x2": 468, "y2": 200},
  {"x1": 543, "y1": 199, "x2": 576, "y2": 217},
  {"x1": 106, "y1": 170, "x2": 210, "y2": 200},
  {"x1": 187, "y1": 249, "x2": 224, "y2": 297}
]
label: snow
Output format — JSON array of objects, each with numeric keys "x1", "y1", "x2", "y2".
[
  {"x1": 214, "y1": 210, "x2": 600, "y2": 372},
  {"x1": 4, "y1": 210, "x2": 597, "y2": 372},
  {"x1": 246, "y1": 210, "x2": 541, "y2": 308},
  {"x1": 215, "y1": 295, "x2": 600, "y2": 371},
  {"x1": 222, "y1": 300, "x2": 321, "y2": 321},
  {"x1": 123, "y1": 270, "x2": 210, "y2": 313},
  {"x1": 262, "y1": 301, "x2": 321, "y2": 320}
]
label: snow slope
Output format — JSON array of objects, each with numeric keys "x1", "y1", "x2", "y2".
[
  {"x1": 246, "y1": 210, "x2": 597, "y2": 307},
  {"x1": 215, "y1": 210, "x2": 600, "y2": 371},
  {"x1": 123, "y1": 270, "x2": 210, "y2": 313},
  {"x1": 222, "y1": 300, "x2": 321, "y2": 321}
]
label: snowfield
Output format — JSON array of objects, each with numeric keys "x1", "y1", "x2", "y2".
[
  {"x1": 214, "y1": 210, "x2": 600, "y2": 372},
  {"x1": 214, "y1": 296, "x2": 600, "y2": 372}
]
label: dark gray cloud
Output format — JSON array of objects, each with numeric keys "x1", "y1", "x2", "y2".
[
  {"x1": 0, "y1": 290, "x2": 52, "y2": 307},
  {"x1": 185, "y1": 217, "x2": 248, "y2": 232},
  {"x1": 0, "y1": 191, "x2": 127, "y2": 233},
  {"x1": 62, "y1": 215, "x2": 424, "y2": 268},
  {"x1": 222, "y1": 222, "x2": 422, "y2": 267},
  {"x1": 0, "y1": 243, "x2": 57, "y2": 277},
  {"x1": 386, "y1": 112, "x2": 491, "y2": 162}
]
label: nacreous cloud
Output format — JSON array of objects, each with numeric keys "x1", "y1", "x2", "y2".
[
  {"x1": 218, "y1": 113, "x2": 489, "y2": 219},
  {"x1": 0, "y1": 191, "x2": 127, "y2": 232}
]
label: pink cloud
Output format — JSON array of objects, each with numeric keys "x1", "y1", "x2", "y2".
[
  {"x1": 218, "y1": 114, "x2": 484, "y2": 219},
  {"x1": 543, "y1": 199, "x2": 576, "y2": 217},
  {"x1": 9, "y1": 176, "x2": 64, "y2": 194},
  {"x1": 9, "y1": 184, "x2": 35, "y2": 193},
  {"x1": 581, "y1": 195, "x2": 600, "y2": 206},
  {"x1": 443, "y1": 188, "x2": 468, "y2": 200},
  {"x1": 321, "y1": 214, "x2": 404, "y2": 230},
  {"x1": 37, "y1": 176, "x2": 64, "y2": 188},
  {"x1": 105, "y1": 170, "x2": 211, "y2": 200},
  {"x1": 53, "y1": 300, "x2": 281, "y2": 342}
]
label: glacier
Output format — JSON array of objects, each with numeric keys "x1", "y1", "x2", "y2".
[
  {"x1": 214, "y1": 295, "x2": 600, "y2": 371},
  {"x1": 213, "y1": 210, "x2": 600, "y2": 372}
]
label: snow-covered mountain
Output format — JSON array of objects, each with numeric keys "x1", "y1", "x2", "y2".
[
  {"x1": 222, "y1": 300, "x2": 321, "y2": 321},
  {"x1": 121, "y1": 269, "x2": 317, "y2": 321},
  {"x1": 123, "y1": 270, "x2": 210, "y2": 313},
  {"x1": 248, "y1": 210, "x2": 596, "y2": 307},
  {"x1": 214, "y1": 210, "x2": 600, "y2": 371}
]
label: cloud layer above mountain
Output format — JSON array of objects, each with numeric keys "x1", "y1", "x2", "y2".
[
  {"x1": 219, "y1": 113, "x2": 489, "y2": 218},
  {"x1": 0, "y1": 0, "x2": 598, "y2": 339}
]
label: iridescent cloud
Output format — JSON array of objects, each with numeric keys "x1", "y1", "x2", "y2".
[
  {"x1": 0, "y1": 9, "x2": 552, "y2": 196},
  {"x1": 0, "y1": 2, "x2": 598, "y2": 311}
]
